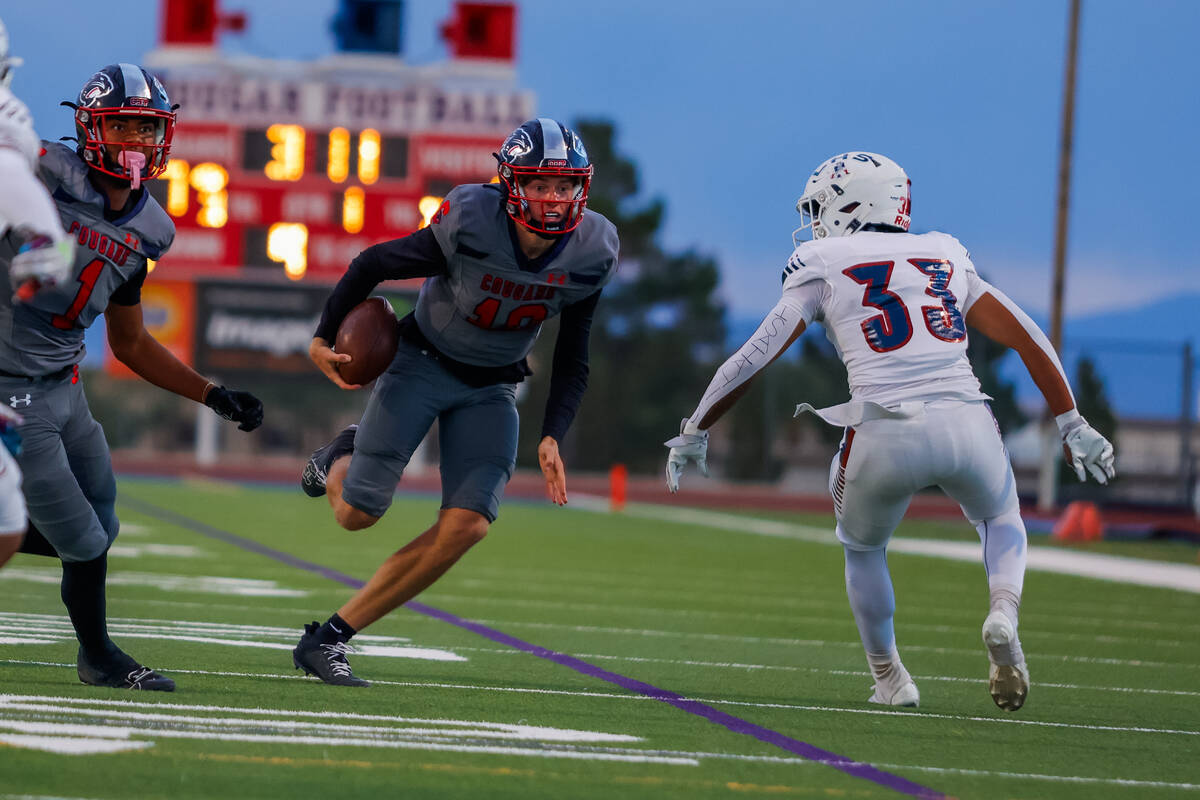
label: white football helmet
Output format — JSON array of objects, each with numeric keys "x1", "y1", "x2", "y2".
[
  {"x1": 0, "y1": 18, "x2": 21, "y2": 88},
  {"x1": 793, "y1": 152, "x2": 911, "y2": 246}
]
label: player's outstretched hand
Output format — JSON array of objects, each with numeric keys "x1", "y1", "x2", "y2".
[
  {"x1": 10, "y1": 233, "x2": 74, "y2": 302},
  {"x1": 309, "y1": 337, "x2": 362, "y2": 390},
  {"x1": 1060, "y1": 415, "x2": 1116, "y2": 484},
  {"x1": 538, "y1": 436, "x2": 568, "y2": 506},
  {"x1": 205, "y1": 386, "x2": 264, "y2": 432},
  {"x1": 664, "y1": 418, "x2": 709, "y2": 493}
]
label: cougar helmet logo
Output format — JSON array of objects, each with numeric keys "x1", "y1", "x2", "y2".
[
  {"x1": 503, "y1": 128, "x2": 534, "y2": 159},
  {"x1": 79, "y1": 72, "x2": 114, "y2": 106},
  {"x1": 150, "y1": 74, "x2": 168, "y2": 100},
  {"x1": 570, "y1": 131, "x2": 587, "y2": 160}
]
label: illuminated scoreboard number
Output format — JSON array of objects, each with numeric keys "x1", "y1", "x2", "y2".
[{"x1": 241, "y1": 127, "x2": 409, "y2": 183}]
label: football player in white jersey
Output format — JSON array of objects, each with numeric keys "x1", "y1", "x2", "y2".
[
  {"x1": 0, "y1": 17, "x2": 74, "y2": 569},
  {"x1": 665, "y1": 151, "x2": 1115, "y2": 712}
]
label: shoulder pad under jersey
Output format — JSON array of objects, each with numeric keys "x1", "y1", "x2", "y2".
[
  {"x1": 921, "y1": 230, "x2": 976, "y2": 273},
  {"x1": 781, "y1": 240, "x2": 829, "y2": 290},
  {"x1": 565, "y1": 209, "x2": 619, "y2": 289},
  {"x1": 38, "y1": 140, "x2": 92, "y2": 198},
  {"x1": 427, "y1": 182, "x2": 505, "y2": 259},
  {"x1": 38, "y1": 141, "x2": 175, "y2": 259},
  {"x1": 0, "y1": 86, "x2": 39, "y2": 169}
]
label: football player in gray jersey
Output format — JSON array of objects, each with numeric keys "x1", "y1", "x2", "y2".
[
  {"x1": 292, "y1": 118, "x2": 618, "y2": 686},
  {"x1": 0, "y1": 64, "x2": 264, "y2": 692}
]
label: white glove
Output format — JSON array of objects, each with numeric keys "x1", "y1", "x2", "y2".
[
  {"x1": 10, "y1": 233, "x2": 75, "y2": 300},
  {"x1": 1057, "y1": 410, "x2": 1116, "y2": 484},
  {"x1": 664, "y1": 418, "x2": 709, "y2": 493}
]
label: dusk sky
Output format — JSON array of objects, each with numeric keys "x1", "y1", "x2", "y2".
[{"x1": 5, "y1": 0, "x2": 1198, "y2": 416}]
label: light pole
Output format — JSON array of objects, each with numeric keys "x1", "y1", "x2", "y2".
[{"x1": 1038, "y1": 0, "x2": 1082, "y2": 512}]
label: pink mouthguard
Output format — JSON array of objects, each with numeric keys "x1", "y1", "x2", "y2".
[{"x1": 118, "y1": 151, "x2": 147, "y2": 189}]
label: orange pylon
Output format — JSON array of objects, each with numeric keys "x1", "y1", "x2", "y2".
[
  {"x1": 609, "y1": 463, "x2": 627, "y2": 512},
  {"x1": 1052, "y1": 501, "x2": 1104, "y2": 542}
]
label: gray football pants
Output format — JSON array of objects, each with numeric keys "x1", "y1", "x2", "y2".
[
  {"x1": 342, "y1": 338, "x2": 519, "y2": 523},
  {"x1": 0, "y1": 373, "x2": 118, "y2": 562}
]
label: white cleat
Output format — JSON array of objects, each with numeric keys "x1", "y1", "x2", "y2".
[
  {"x1": 869, "y1": 680, "x2": 920, "y2": 707},
  {"x1": 983, "y1": 610, "x2": 1029, "y2": 711},
  {"x1": 982, "y1": 610, "x2": 1014, "y2": 650}
]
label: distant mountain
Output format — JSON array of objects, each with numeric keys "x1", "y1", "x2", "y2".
[{"x1": 726, "y1": 292, "x2": 1199, "y2": 420}]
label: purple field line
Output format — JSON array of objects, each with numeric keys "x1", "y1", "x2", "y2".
[{"x1": 125, "y1": 495, "x2": 947, "y2": 800}]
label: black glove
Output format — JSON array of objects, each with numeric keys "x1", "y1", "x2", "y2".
[{"x1": 204, "y1": 386, "x2": 264, "y2": 432}]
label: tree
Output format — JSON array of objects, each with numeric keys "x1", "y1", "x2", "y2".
[{"x1": 515, "y1": 120, "x2": 728, "y2": 473}]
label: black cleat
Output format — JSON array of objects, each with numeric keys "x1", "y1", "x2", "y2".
[
  {"x1": 301, "y1": 424, "x2": 358, "y2": 498},
  {"x1": 77, "y1": 648, "x2": 176, "y2": 691},
  {"x1": 293, "y1": 621, "x2": 369, "y2": 687}
]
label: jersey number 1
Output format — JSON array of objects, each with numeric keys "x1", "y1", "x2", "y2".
[
  {"x1": 52, "y1": 258, "x2": 106, "y2": 330},
  {"x1": 843, "y1": 259, "x2": 966, "y2": 353}
]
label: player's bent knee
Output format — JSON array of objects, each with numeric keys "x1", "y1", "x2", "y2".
[
  {"x1": 334, "y1": 501, "x2": 380, "y2": 531},
  {"x1": 439, "y1": 509, "x2": 489, "y2": 551}
]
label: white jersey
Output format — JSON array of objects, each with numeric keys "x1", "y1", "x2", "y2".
[
  {"x1": 783, "y1": 230, "x2": 990, "y2": 408},
  {"x1": 0, "y1": 84, "x2": 64, "y2": 242},
  {"x1": 0, "y1": 84, "x2": 38, "y2": 169}
]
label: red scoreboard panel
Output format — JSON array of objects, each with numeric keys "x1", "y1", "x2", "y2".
[{"x1": 144, "y1": 63, "x2": 533, "y2": 283}]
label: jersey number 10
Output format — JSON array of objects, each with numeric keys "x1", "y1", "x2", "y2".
[{"x1": 843, "y1": 259, "x2": 966, "y2": 353}]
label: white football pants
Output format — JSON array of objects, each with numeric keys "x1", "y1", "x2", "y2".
[{"x1": 830, "y1": 399, "x2": 1021, "y2": 549}]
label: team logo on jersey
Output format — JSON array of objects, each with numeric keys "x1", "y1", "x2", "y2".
[
  {"x1": 502, "y1": 128, "x2": 534, "y2": 160},
  {"x1": 8, "y1": 394, "x2": 31, "y2": 408},
  {"x1": 431, "y1": 199, "x2": 449, "y2": 225},
  {"x1": 79, "y1": 72, "x2": 115, "y2": 106}
]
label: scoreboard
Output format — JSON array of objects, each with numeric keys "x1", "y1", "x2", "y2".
[{"x1": 144, "y1": 59, "x2": 533, "y2": 282}]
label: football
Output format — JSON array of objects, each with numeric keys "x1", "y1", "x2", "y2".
[{"x1": 334, "y1": 296, "x2": 399, "y2": 385}]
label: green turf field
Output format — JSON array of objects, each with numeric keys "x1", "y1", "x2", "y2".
[{"x1": 1, "y1": 477, "x2": 1198, "y2": 799}]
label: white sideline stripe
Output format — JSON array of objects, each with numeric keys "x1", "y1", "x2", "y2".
[
  {"x1": 0, "y1": 697, "x2": 640, "y2": 743},
  {"x1": 0, "y1": 568, "x2": 307, "y2": 597},
  {"x1": 3, "y1": 662, "x2": 1196, "y2": 736},
  {"x1": 454, "y1": 614, "x2": 1197, "y2": 652},
  {"x1": 0, "y1": 696, "x2": 692, "y2": 766},
  {"x1": 108, "y1": 544, "x2": 205, "y2": 558},
  {"x1": 0, "y1": 734, "x2": 151, "y2": 755},
  {"x1": 1, "y1": 793, "x2": 113, "y2": 799},
  {"x1": 0, "y1": 613, "x2": 464, "y2": 662},
  {"x1": 573, "y1": 495, "x2": 1200, "y2": 594},
  {"x1": 451, "y1": 642, "x2": 1200, "y2": 671}
]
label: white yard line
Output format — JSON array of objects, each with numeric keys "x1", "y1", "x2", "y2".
[{"x1": 572, "y1": 495, "x2": 1200, "y2": 594}]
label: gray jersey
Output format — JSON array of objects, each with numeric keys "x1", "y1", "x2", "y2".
[
  {"x1": 421, "y1": 183, "x2": 618, "y2": 367},
  {"x1": 0, "y1": 142, "x2": 174, "y2": 376}
]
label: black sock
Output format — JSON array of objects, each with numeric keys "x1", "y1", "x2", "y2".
[
  {"x1": 17, "y1": 522, "x2": 59, "y2": 558},
  {"x1": 61, "y1": 552, "x2": 117, "y2": 662},
  {"x1": 315, "y1": 613, "x2": 357, "y2": 644}
]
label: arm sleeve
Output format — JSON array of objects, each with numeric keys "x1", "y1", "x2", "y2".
[
  {"x1": 0, "y1": 148, "x2": 66, "y2": 239},
  {"x1": 540, "y1": 289, "x2": 602, "y2": 442},
  {"x1": 313, "y1": 226, "x2": 448, "y2": 342},
  {"x1": 109, "y1": 265, "x2": 149, "y2": 306},
  {"x1": 687, "y1": 294, "x2": 808, "y2": 429}
]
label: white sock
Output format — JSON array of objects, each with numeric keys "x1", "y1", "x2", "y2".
[{"x1": 843, "y1": 542, "x2": 903, "y2": 679}]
